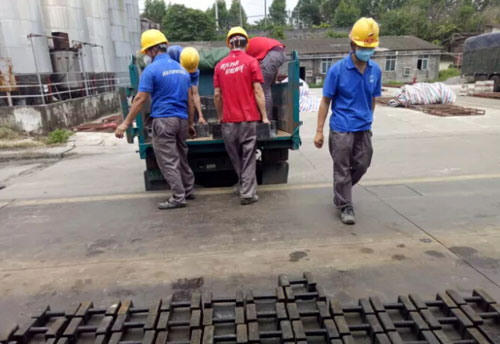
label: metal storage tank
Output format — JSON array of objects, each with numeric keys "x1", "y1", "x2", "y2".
[
  {"x1": 125, "y1": 0, "x2": 141, "y2": 55},
  {"x1": 83, "y1": 0, "x2": 115, "y2": 74},
  {"x1": 40, "y1": 0, "x2": 94, "y2": 73},
  {"x1": 108, "y1": 0, "x2": 131, "y2": 80},
  {"x1": 0, "y1": 0, "x2": 53, "y2": 74}
]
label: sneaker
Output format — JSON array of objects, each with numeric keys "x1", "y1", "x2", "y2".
[
  {"x1": 340, "y1": 206, "x2": 356, "y2": 225},
  {"x1": 186, "y1": 193, "x2": 195, "y2": 200},
  {"x1": 158, "y1": 199, "x2": 186, "y2": 210},
  {"x1": 241, "y1": 194, "x2": 259, "y2": 205}
]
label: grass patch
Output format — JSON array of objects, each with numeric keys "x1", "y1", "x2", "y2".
[
  {"x1": 0, "y1": 127, "x2": 19, "y2": 140},
  {"x1": 383, "y1": 81, "x2": 404, "y2": 87},
  {"x1": 46, "y1": 129, "x2": 72, "y2": 145},
  {"x1": 0, "y1": 140, "x2": 44, "y2": 149},
  {"x1": 309, "y1": 80, "x2": 325, "y2": 88},
  {"x1": 434, "y1": 67, "x2": 461, "y2": 82}
]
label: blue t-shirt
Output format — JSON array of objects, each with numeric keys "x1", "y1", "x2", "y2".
[
  {"x1": 323, "y1": 53, "x2": 382, "y2": 132},
  {"x1": 138, "y1": 54, "x2": 191, "y2": 119},
  {"x1": 190, "y1": 69, "x2": 200, "y2": 87}
]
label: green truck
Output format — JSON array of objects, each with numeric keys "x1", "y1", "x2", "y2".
[
  {"x1": 462, "y1": 32, "x2": 500, "y2": 92},
  {"x1": 120, "y1": 51, "x2": 302, "y2": 190}
]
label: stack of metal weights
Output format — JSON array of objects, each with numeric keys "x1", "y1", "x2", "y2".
[
  {"x1": 2, "y1": 272, "x2": 500, "y2": 344},
  {"x1": 197, "y1": 97, "x2": 278, "y2": 140}
]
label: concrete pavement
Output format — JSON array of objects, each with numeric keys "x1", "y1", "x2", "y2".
[{"x1": 0, "y1": 92, "x2": 499, "y2": 327}]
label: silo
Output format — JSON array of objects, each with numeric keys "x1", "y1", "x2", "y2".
[
  {"x1": 83, "y1": 0, "x2": 115, "y2": 74},
  {"x1": 125, "y1": 0, "x2": 141, "y2": 55},
  {"x1": 0, "y1": 0, "x2": 52, "y2": 74},
  {"x1": 108, "y1": 0, "x2": 131, "y2": 82},
  {"x1": 40, "y1": 0, "x2": 94, "y2": 73}
]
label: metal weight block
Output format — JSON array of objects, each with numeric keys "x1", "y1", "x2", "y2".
[{"x1": 195, "y1": 124, "x2": 210, "y2": 138}]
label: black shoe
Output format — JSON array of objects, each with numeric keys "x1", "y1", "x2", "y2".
[
  {"x1": 186, "y1": 193, "x2": 195, "y2": 200},
  {"x1": 158, "y1": 200, "x2": 186, "y2": 210},
  {"x1": 0, "y1": 183, "x2": 5, "y2": 190},
  {"x1": 241, "y1": 195, "x2": 259, "y2": 205},
  {"x1": 340, "y1": 206, "x2": 356, "y2": 225}
]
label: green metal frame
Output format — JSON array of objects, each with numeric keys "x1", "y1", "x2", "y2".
[{"x1": 121, "y1": 51, "x2": 302, "y2": 159}]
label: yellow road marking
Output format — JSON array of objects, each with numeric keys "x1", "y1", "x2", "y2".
[{"x1": 5, "y1": 173, "x2": 500, "y2": 207}]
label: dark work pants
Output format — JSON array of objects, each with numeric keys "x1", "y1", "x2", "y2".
[
  {"x1": 260, "y1": 48, "x2": 286, "y2": 120},
  {"x1": 329, "y1": 130, "x2": 373, "y2": 209},
  {"x1": 222, "y1": 122, "x2": 257, "y2": 199},
  {"x1": 152, "y1": 117, "x2": 195, "y2": 204}
]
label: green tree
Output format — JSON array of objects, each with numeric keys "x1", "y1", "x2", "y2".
[
  {"x1": 207, "y1": 0, "x2": 230, "y2": 30},
  {"x1": 333, "y1": 0, "x2": 360, "y2": 27},
  {"x1": 142, "y1": 0, "x2": 167, "y2": 27},
  {"x1": 162, "y1": 5, "x2": 216, "y2": 41},
  {"x1": 292, "y1": 0, "x2": 322, "y2": 27},
  {"x1": 228, "y1": 0, "x2": 248, "y2": 27},
  {"x1": 320, "y1": 0, "x2": 341, "y2": 24},
  {"x1": 269, "y1": 0, "x2": 288, "y2": 25}
]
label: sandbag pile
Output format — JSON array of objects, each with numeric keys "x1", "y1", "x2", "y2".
[{"x1": 389, "y1": 82, "x2": 456, "y2": 107}]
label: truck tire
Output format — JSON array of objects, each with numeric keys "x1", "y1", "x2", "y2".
[{"x1": 490, "y1": 75, "x2": 500, "y2": 92}]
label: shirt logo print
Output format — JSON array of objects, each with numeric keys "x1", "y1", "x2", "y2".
[
  {"x1": 220, "y1": 60, "x2": 245, "y2": 75},
  {"x1": 369, "y1": 74, "x2": 374, "y2": 83}
]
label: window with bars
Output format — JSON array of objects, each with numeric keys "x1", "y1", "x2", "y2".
[
  {"x1": 321, "y1": 59, "x2": 333, "y2": 74},
  {"x1": 385, "y1": 55, "x2": 396, "y2": 71}
]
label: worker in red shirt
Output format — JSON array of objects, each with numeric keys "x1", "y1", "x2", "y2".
[
  {"x1": 214, "y1": 27, "x2": 270, "y2": 205},
  {"x1": 246, "y1": 37, "x2": 286, "y2": 120}
]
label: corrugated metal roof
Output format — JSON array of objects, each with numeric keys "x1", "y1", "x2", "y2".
[{"x1": 171, "y1": 35, "x2": 441, "y2": 55}]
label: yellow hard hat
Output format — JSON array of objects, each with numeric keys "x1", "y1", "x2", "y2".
[
  {"x1": 180, "y1": 47, "x2": 200, "y2": 73},
  {"x1": 141, "y1": 29, "x2": 168, "y2": 54},
  {"x1": 350, "y1": 17, "x2": 380, "y2": 48},
  {"x1": 226, "y1": 26, "x2": 249, "y2": 48}
]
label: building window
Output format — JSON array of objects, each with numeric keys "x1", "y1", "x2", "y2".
[
  {"x1": 385, "y1": 55, "x2": 396, "y2": 71},
  {"x1": 417, "y1": 55, "x2": 429, "y2": 70},
  {"x1": 403, "y1": 67, "x2": 411, "y2": 77},
  {"x1": 321, "y1": 59, "x2": 333, "y2": 74}
]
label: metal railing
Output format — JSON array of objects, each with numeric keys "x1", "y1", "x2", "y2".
[{"x1": 0, "y1": 72, "x2": 131, "y2": 107}]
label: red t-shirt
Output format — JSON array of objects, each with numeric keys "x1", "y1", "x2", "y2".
[
  {"x1": 246, "y1": 37, "x2": 285, "y2": 61},
  {"x1": 214, "y1": 50, "x2": 264, "y2": 123}
]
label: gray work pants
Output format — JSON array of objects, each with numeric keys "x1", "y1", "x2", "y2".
[
  {"x1": 223, "y1": 122, "x2": 257, "y2": 199},
  {"x1": 329, "y1": 130, "x2": 373, "y2": 209},
  {"x1": 260, "y1": 48, "x2": 286, "y2": 120},
  {"x1": 152, "y1": 117, "x2": 195, "y2": 204}
]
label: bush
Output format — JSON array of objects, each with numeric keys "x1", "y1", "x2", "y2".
[
  {"x1": 270, "y1": 25, "x2": 286, "y2": 39},
  {"x1": 325, "y1": 30, "x2": 349, "y2": 38},
  {"x1": 0, "y1": 127, "x2": 19, "y2": 140},
  {"x1": 46, "y1": 129, "x2": 72, "y2": 145},
  {"x1": 435, "y1": 67, "x2": 461, "y2": 82}
]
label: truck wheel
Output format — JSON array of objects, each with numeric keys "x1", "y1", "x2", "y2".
[{"x1": 490, "y1": 75, "x2": 500, "y2": 92}]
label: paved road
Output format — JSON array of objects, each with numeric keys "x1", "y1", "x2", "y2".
[{"x1": 0, "y1": 93, "x2": 499, "y2": 327}]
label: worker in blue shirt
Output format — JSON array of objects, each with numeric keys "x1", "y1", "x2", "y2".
[
  {"x1": 167, "y1": 45, "x2": 207, "y2": 124},
  {"x1": 314, "y1": 18, "x2": 382, "y2": 225},
  {"x1": 115, "y1": 30, "x2": 196, "y2": 210}
]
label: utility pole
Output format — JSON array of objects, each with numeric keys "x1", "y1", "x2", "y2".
[
  {"x1": 239, "y1": 0, "x2": 243, "y2": 26},
  {"x1": 264, "y1": 0, "x2": 267, "y2": 26},
  {"x1": 297, "y1": 0, "x2": 300, "y2": 29},
  {"x1": 215, "y1": 0, "x2": 219, "y2": 30}
]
